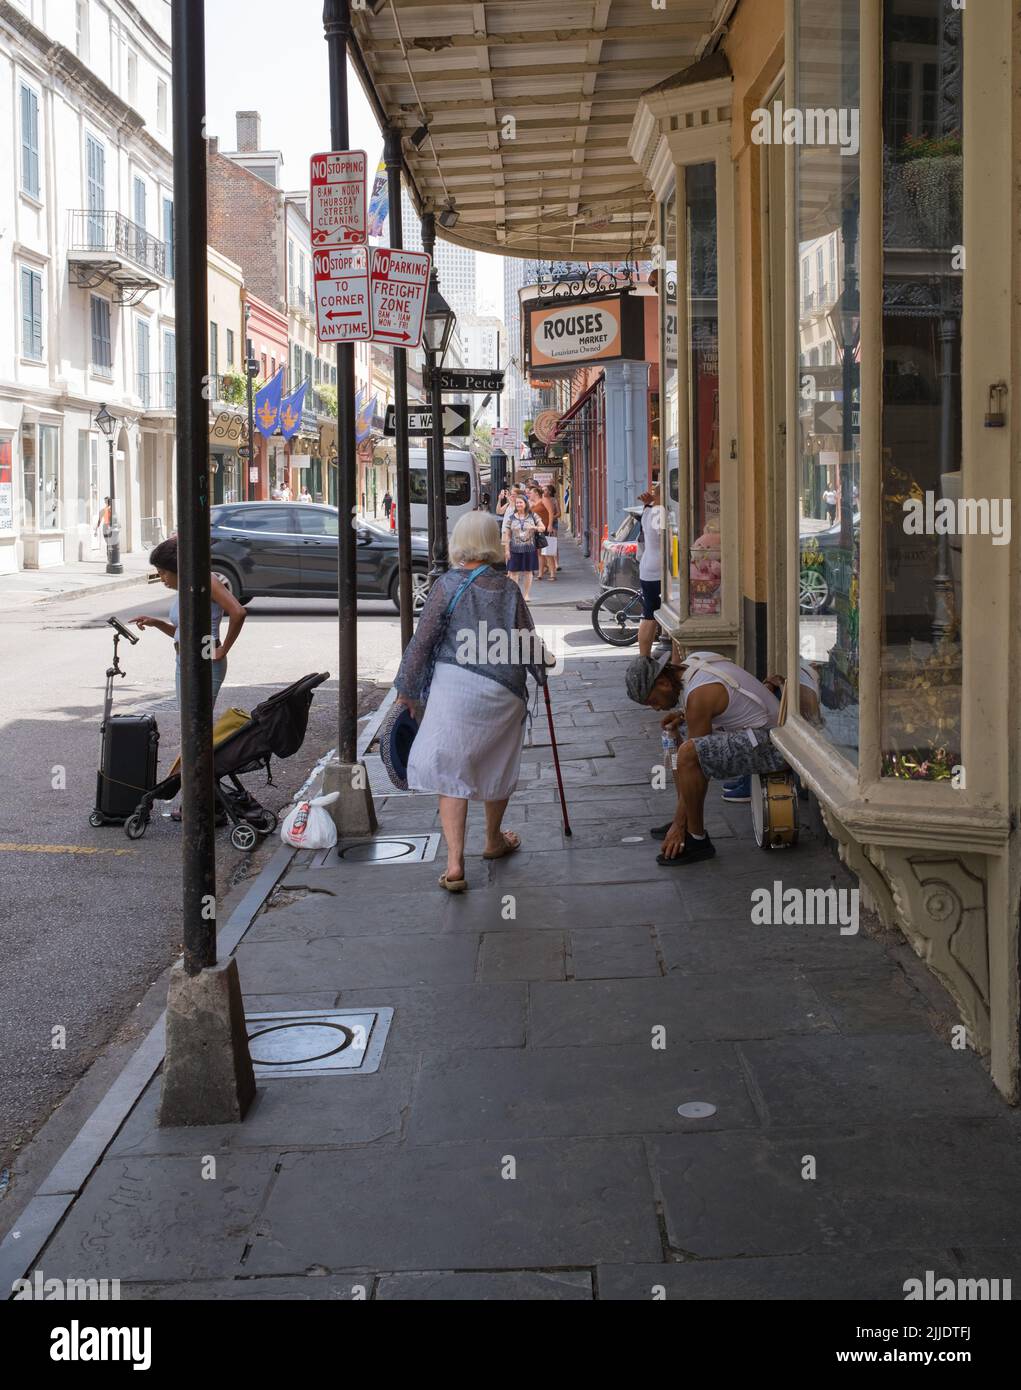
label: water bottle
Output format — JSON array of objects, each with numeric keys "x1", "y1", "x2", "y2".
[{"x1": 661, "y1": 730, "x2": 676, "y2": 772}]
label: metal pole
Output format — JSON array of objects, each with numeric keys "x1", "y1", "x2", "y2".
[
  {"x1": 384, "y1": 125, "x2": 414, "y2": 649},
  {"x1": 324, "y1": 0, "x2": 358, "y2": 765},
  {"x1": 171, "y1": 0, "x2": 214, "y2": 975},
  {"x1": 420, "y1": 213, "x2": 449, "y2": 578},
  {"x1": 420, "y1": 212, "x2": 438, "y2": 563},
  {"x1": 106, "y1": 435, "x2": 122, "y2": 574}
]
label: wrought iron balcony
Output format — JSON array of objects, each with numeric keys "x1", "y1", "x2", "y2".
[
  {"x1": 68, "y1": 210, "x2": 168, "y2": 305},
  {"x1": 137, "y1": 371, "x2": 176, "y2": 412}
]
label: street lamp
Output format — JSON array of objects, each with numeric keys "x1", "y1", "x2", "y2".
[
  {"x1": 423, "y1": 273, "x2": 456, "y2": 578},
  {"x1": 94, "y1": 403, "x2": 122, "y2": 574}
]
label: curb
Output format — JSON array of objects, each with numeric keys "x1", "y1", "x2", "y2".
[{"x1": 0, "y1": 700, "x2": 389, "y2": 1295}]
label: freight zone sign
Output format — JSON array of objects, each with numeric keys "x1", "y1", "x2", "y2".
[
  {"x1": 370, "y1": 247, "x2": 431, "y2": 348},
  {"x1": 314, "y1": 246, "x2": 370, "y2": 342},
  {"x1": 310, "y1": 150, "x2": 367, "y2": 247}
]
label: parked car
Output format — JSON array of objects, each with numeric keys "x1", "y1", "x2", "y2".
[
  {"x1": 799, "y1": 512, "x2": 860, "y2": 614},
  {"x1": 598, "y1": 506, "x2": 644, "y2": 590},
  {"x1": 209, "y1": 502, "x2": 430, "y2": 612}
]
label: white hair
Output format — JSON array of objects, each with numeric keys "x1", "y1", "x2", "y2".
[{"x1": 449, "y1": 511, "x2": 504, "y2": 567}]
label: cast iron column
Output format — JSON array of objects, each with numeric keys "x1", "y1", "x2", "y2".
[
  {"x1": 420, "y1": 212, "x2": 449, "y2": 579},
  {"x1": 324, "y1": 0, "x2": 358, "y2": 764},
  {"x1": 420, "y1": 212, "x2": 438, "y2": 562},
  {"x1": 171, "y1": 0, "x2": 215, "y2": 974},
  {"x1": 384, "y1": 125, "x2": 414, "y2": 648}
]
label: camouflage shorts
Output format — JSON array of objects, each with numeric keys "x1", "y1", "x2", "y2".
[{"x1": 691, "y1": 727, "x2": 788, "y2": 780}]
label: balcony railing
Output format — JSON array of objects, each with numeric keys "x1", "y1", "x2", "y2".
[
  {"x1": 137, "y1": 371, "x2": 176, "y2": 410},
  {"x1": 288, "y1": 289, "x2": 315, "y2": 318},
  {"x1": 69, "y1": 210, "x2": 167, "y2": 278}
]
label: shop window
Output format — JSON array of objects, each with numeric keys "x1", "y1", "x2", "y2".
[
  {"x1": 795, "y1": 0, "x2": 861, "y2": 764},
  {"x1": 660, "y1": 188, "x2": 679, "y2": 605},
  {"x1": 880, "y1": 0, "x2": 963, "y2": 780},
  {"x1": 22, "y1": 422, "x2": 60, "y2": 531},
  {"x1": 684, "y1": 163, "x2": 721, "y2": 617},
  {"x1": 77, "y1": 431, "x2": 99, "y2": 527}
]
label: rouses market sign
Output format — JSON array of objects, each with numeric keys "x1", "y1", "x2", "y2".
[{"x1": 524, "y1": 291, "x2": 645, "y2": 371}]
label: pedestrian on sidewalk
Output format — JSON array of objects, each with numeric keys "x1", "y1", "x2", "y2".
[
  {"x1": 637, "y1": 483, "x2": 663, "y2": 658},
  {"x1": 545, "y1": 484, "x2": 562, "y2": 571},
  {"x1": 528, "y1": 485, "x2": 556, "y2": 582},
  {"x1": 133, "y1": 537, "x2": 247, "y2": 821},
  {"x1": 93, "y1": 497, "x2": 112, "y2": 540},
  {"x1": 393, "y1": 512, "x2": 546, "y2": 892},
  {"x1": 382, "y1": 489, "x2": 393, "y2": 520},
  {"x1": 503, "y1": 493, "x2": 545, "y2": 601},
  {"x1": 625, "y1": 649, "x2": 784, "y2": 867}
]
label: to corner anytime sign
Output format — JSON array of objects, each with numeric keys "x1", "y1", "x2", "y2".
[
  {"x1": 370, "y1": 247, "x2": 431, "y2": 349},
  {"x1": 310, "y1": 150, "x2": 367, "y2": 247},
  {"x1": 314, "y1": 245, "x2": 369, "y2": 343}
]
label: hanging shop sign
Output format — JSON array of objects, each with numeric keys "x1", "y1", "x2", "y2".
[
  {"x1": 310, "y1": 150, "x2": 367, "y2": 247},
  {"x1": 524, "y1": 290, "x2": 645, "y2": 371},
  {"x1": 532, "y1": 409, "x2": 562, "y2": 444}
]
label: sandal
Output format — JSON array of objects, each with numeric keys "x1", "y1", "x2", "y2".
[
  {"x1": 483, "y1": 831, "x2": 521, "y2": 860},
  {"x1": 439, "y1": 873, "x2": 468, "y2": 893}
]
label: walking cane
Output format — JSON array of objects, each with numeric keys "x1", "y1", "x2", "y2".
[{"x1": 542, "y1": 677, "x2": 572, "y2": 837}]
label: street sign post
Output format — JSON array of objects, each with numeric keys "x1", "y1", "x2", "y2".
[
  {"x1": 310, "y1": 149, "x2": 367, "y2": 247},
  {"x1": 369, "y1": 247, "x2": 431, "y2": 348},
  {"x1": 434, "y1": 369, "x2": 505, "y2": 393},
  {"x1": 383, "y1": 403, "x2": 471, "y2": 438},
  {"x1": 313, "y1": 245, "x2": 370, "y2": 343}
]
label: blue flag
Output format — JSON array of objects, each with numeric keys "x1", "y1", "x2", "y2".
[
  {"x1": 254, "y1": 368, "x2": 285, "y2": 438},
  {"x1": 279, "y1": 382, "x2": 307, "y2": 440},
  {"x1": 355, "y1": 389, "x2": 376, "y2": 444}
]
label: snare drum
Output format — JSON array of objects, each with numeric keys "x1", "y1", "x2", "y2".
[{"x1": 750, "y1": 771, "x2": 799, "y2": 850}]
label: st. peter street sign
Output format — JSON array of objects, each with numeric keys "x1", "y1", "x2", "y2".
[
  {"x1": 384, "y1": 403, "x2": 471, "y2": 438},
  {"x1": 433, "y1": 369, "x2": 504, "y2": 393}
]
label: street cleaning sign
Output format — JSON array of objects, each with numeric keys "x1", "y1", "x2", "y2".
[
  {"x1": 310, "y1": 150, "x2": 367, "y2": 247},
  {"x1": 370, "y1": 247, "x2": 431, "y2": 348},
  {"x1": 313, "y1": 246, "x2": 370, "y2": 343}
]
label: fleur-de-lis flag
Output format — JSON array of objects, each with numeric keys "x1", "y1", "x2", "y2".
[
  {"x1": 254, "y1": 367, "x2": 285, "y2": 438},
  {"x1": 279, "y1": 381, "x2": 308, "y2": 440}
]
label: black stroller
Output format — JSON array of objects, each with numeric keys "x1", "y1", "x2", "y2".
[{"x1": 123, "y1": 671, "x2": 329, "y2": 852}]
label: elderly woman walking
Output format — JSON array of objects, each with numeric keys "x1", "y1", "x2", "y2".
[{"x1": 393, "y1": 512, "x2": 546, "y2": 891}]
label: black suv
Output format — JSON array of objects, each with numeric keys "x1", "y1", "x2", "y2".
[{"x1": 209, "y1": 502, "x2": 430, "y2": 612}]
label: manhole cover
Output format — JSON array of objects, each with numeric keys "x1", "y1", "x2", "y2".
[
  {"x1": 245, "y1": 1008, "x2": 393, "y2": 1077},
  {"x1": 677, "y1": 1101, "x2": 717, "y2": 1119},
  {"x1": 311, "y1": 832, "x2": 440, "y2": 866}
]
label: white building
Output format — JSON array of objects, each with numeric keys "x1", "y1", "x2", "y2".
[
  {"x1": 458, "y1": 312, "x2": 506, "y2": 430},
  {"x1": 0, "y1": 0, "x2": 176, "y2": 571}
]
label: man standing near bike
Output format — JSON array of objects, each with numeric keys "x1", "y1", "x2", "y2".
[{"x1": 637, "y1": 483, "x2": 662, "y2": 658}]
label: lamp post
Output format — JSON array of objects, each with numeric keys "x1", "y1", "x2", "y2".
[
  {"x1": 420, "y1": 228, "x2": 457, "y2": 581},
  {"x1": 244, "y1": 304, "x2": 256, "y2": 502},
  {"x1": 94, "y1": 403, "x2": 122, "y2": 574}
]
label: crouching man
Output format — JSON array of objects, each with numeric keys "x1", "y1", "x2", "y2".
[{"x1": 625, "y1": 650, "x2": 786, "y2": 867}]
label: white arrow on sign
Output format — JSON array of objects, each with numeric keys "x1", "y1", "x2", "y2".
[{"x1": 442, "y1": 406, "x2": 465, "y2": 434}]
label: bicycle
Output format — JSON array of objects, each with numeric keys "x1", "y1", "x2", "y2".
[{"x1": 591, "y1": 586, "x2": 644, "y2": 646}]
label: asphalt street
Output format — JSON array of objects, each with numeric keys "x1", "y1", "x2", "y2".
[{"x1": 0, "y1": 576, "x2": 403, "y2": 1171}]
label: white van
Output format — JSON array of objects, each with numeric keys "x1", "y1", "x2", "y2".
[{"x1": 407, "y1": 447, "x2": 479, "y2": 532}]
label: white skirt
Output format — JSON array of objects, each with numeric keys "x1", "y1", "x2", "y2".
[{"x1": 408, "y1": 661, "x2": 527, "y2": 800}]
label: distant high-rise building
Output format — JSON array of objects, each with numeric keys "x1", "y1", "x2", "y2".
[
  {"x1": 503, "y1": 256, "x2": 539, "y2": 454},
  {"x1": 399, "y1": 190, "x2": 476, "y2": 322}
]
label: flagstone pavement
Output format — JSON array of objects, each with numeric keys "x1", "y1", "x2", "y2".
[{"x1": 21, "y1": 545, "x2": 1021, "y2": 1301}]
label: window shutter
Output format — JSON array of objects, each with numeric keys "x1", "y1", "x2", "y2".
[
  {"x1": 21, "y1": 268, "x2": 33, "y2": 355},
  {"x1": 21, "y1": 86, "x2": 39, "y2": 197}
]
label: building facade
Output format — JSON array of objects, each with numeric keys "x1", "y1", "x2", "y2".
[{"x1": 0, "y1": 0, "x2": 175, "y2": 570}]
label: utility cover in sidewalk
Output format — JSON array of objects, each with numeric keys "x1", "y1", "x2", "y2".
[
  {"x1": 245, "y1": 1008, "x2": 393, "y2": 1077},
  {"x1": 307, "y1": 832, "x2": 440, "y2": 867}
]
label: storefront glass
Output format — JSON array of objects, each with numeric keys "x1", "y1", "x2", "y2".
[
  {"x1": 684, "y1": 163, "x2": 721, "y2": 617},
  {"x1": 795, "y1": 0, "x2": 861, "y2": 764},
  {"x1": 660, "y1": 188, "x2": 679, "y2": 605},
  {"x1": 880, "y1": 0, "x2": 963, "y2": 780}
]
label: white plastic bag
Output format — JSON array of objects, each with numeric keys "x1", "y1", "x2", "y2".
[{"x1": 280, "y1": 791, "x2": 340, "y2": 849}]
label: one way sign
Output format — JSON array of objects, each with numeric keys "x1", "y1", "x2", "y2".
[{"x1": 384, "y1": 403, "x2": 471, "y2": 438}]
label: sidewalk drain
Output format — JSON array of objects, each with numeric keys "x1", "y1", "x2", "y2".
[
  {"x1": 245, "y1": 1007, "x2": 394, "y2": 1077},
  {"x1": 310, "y1": 832, "x2": 440, "y2": 866}
]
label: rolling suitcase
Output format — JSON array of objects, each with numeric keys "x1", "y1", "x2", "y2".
[
  {"x1": 89, "y1": 617, "x2": 159, "y2": 827},
  {"x1": 91, "y1": 714, "x2": 160, "y2": 826}
]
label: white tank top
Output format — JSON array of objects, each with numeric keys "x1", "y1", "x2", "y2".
[{"x1": 682, "y1": 653, "x2": 780, "y2": 745}]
